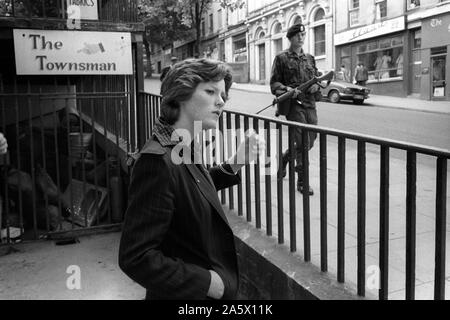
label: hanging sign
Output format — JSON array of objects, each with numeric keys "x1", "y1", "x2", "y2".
[{"x1": 13, "y1": 29, "x2": 133, "y2": 75}]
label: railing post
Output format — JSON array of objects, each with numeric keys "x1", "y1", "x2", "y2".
[
  {"x1": 320, "y1": 133, "x2": 328, "y2": 272},
  {"x1": 337, "y1": 137, "x2": 346, "y2": 283},
  {"x1": 288, "y1": 126, "x2": 296, "y2": 253},
  {"x1": 434, "y1": 157, "x2": 447, "y2": 300},
  {"x1": 357, "y1": 141, "x2": 366, "y2": 297},
  {"x1": 302, "y1": 129, "x2": 311, "y2": 262},
  {"x1": 134, "y1": 36, "x2": 146, "y2": 150},
  {"x1": 406, "y1": 151, "x2": 417, "y2": 300},
  {"x1": 379, "y1": 145, "x2": 390, "y2": 300}
]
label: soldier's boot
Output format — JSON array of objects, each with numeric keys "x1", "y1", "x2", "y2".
[
  {"x1": 277, "y1": 150, "x2": 290, "y2": 180},
  {"x1": 297, "y1": 170, "x2": 314, "y2": 195}
]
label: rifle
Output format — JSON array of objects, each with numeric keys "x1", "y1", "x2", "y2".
[{"x1": 256, "y1": 70, "x2": 335, "y2": 116}]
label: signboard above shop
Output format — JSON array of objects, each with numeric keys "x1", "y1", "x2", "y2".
[
  {"x1": 13, "y1": 29, "x2": 133, "y2": 75},
  {"x1": 334, "y1": 16, "x2": 405, "y2": 46},
  {"x1": 67, "y1": 0, "x2": 98, "y2": 20}
]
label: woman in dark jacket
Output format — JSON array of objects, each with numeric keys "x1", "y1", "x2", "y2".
[{"x1": 119, "y1": 58, "x2": 264, "y2": 300}]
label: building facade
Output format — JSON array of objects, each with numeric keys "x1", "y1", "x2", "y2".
[
  {"x1": 334, "y1": 0, "x2": 450, "y2": 101},
  {"x1": 247, "y1": 0, "x2": 334, "y2": 84},
  {"x1": 218, "y1": 0, "x2": 249, "y2": 82}
]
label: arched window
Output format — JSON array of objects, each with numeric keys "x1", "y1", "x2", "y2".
[
  {"x1": 292, "y1": 15, "x2": 302, "y2": 26},
  {"x1": 312, "y1": 8, "x2": 326, "y2": 56},
  {"x1": 273, "y1": 22, "x2": 282, "y2": 35},
  {"x1": 314, "y1": 8, "x2": 325, "y2": 21}
]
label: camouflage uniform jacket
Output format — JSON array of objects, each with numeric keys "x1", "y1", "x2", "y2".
[{"x1": 270, "y1": 49, "x2": 320, "y2": 109}]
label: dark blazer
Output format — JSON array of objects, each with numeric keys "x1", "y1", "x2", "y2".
[{"x1": 118, "y1": 137, "x2": 241, "y2": 300}]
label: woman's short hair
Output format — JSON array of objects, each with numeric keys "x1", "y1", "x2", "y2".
[{"x1": 160, "y1": 58, "x2": 233, "y2": 125}]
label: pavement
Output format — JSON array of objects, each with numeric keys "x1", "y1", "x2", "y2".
[
  {"x1": 0, "y1": 232, "x2": 144, "y2": 300},
  {"x1": 145, "y1": 75, "x2": 450, "y2": 115}
]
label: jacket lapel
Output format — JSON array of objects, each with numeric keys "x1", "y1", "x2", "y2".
[{"x1": 184, "y1": 164, "x2": 230, "y2": 227}]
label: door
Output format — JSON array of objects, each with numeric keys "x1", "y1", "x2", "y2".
[
  {"x1": 258, "y1": 44, "x2": 266, "y2": 81},
  {"x1": 431, "y1": 55, "x2": 446, "y2": 99}
]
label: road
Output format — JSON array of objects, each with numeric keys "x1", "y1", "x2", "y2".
[{"x1": 145, "y1": 78, "x2": 450, "y2": 150}]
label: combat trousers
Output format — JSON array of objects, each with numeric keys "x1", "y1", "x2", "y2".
[{"x1": 284, "y1": 102, "x2": 318, "y2": 173}]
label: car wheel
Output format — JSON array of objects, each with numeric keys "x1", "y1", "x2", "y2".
[
  {"x1": 328, "y1": 90, "x2": 340, "y2": 103},
  {"x1": 353, "y1": 99, "x2": 364, "y2": 105}
]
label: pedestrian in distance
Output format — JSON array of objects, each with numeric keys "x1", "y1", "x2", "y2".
[
  {"x1": 270, "y1": 23, "x2": 321, "y2": 195},
  {"x1": 119, "y1": 58, "x2": 265, "y2": 300},
  {"x1": 340, "y1": 64, "x2": 351, "y2": 83},
  {"x1": 354, "y1": 62, "x2": 369, "y2": 86}
]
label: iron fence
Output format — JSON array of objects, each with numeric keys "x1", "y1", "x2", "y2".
[
  {"x1": 0, "y1": 0, "x2": 138, "y2": 22},
  {"x1": 0, "y1": 74, "x2": 137, "y2": 244},
  {"x1": 140, "y1": 91, "x2": 449, "y2": 300}
]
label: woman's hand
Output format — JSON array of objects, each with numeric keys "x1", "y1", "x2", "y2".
[
  {"x1": 227, "y1": 130, "x2": 266, "y2": 173},
  {"x1": 0, "y1": 133, "x2": 7, "y2": 155}
]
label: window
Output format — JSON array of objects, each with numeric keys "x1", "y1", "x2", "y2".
[
  {"x1": 233, "y1": 33, "x2": 247, "y2": 62},
  {"x1": 201, "y1": 20, "x2": 205, "y2": 37},
  {"x1": 375, "y1": 0, "x2": 387, "y2": 19},
  {"x1": 209, "y1": 13, "x2": 213, "y2": 33},
  {"x1": 354, "y1": 35, "x2": 404, "y2": 82},
  {"x1": 314, "y1": 25, "x2": 326, "y2": 56},
  {"x1": 350, "y1": 0, "x2": 359, "y2": 9},
  {"x1": 409, "y1": 0, "x2": 420, "y2": 9},
  {"x1": 350, "y1": 10, "x2": 359, "y2": 26},
  {"x1": 293, "y1": 15, "x2": 302, "y2": 25},
  {"x1": 413, "y1": 29, "x2": 421, "y2": 49},
  {"x1": 273, "y1": 23, "x2": 282, "y2": 34},
  {"x1": 349, "y1": 0, "x2": 359, "y2": 26},
  {"x1": 314, "y1": 8, "x2": 325, "y2": 21},
  {"x1": 313, "y1": 8, "x2": 326, "y2": 56},
  {"x1": 218, "y1": 9, "x2": 222, "y2": 29}
]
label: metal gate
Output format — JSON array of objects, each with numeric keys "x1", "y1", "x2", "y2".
[{"x1": 0, "y1": 74, "x2": 137, "y2": 244}]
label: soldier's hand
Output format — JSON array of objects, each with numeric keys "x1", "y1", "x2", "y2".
[{"x1": 308, "y1": 84, "x2": 320, "y2": 94}]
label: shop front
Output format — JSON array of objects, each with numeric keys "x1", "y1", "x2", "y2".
[
  {"x1": 419, "y1": 13, "x2": 450, "y2": 101},
  {"x1": 219, "y1": 24, "x2": 249, "y2": 83},
  {"x1": 334, "y1": 16, "x2": 407, "y2": 97}
]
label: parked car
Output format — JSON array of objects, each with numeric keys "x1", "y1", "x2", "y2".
[{"x1": 319, "y1": 70, "x2": 371, "y2": 105}]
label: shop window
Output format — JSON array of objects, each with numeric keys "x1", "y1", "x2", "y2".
[
  {"x1": 357, "y1": 44, "x2": 367, "y2": 53},
  {"x1": 367, "y1": 41, "x2": 378, "y2": 51},
  {"x1": 356, "y1": 36, "x2": 404, "y2": 82}
]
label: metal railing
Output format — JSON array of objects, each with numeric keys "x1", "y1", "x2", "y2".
[
  {"x1": 0, "y1": 74, "x2": 137, "y2": 244},
  {"x1": 0, "y1": 0, "x2": 138, "y2": 22},
  {"x1": 140, "y1": 91, "x2": 449, "y2": 300}
]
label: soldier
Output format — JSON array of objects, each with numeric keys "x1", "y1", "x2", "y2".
[{"x1": 270, "y1": 23, "x2": 321, "y2": 195}]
